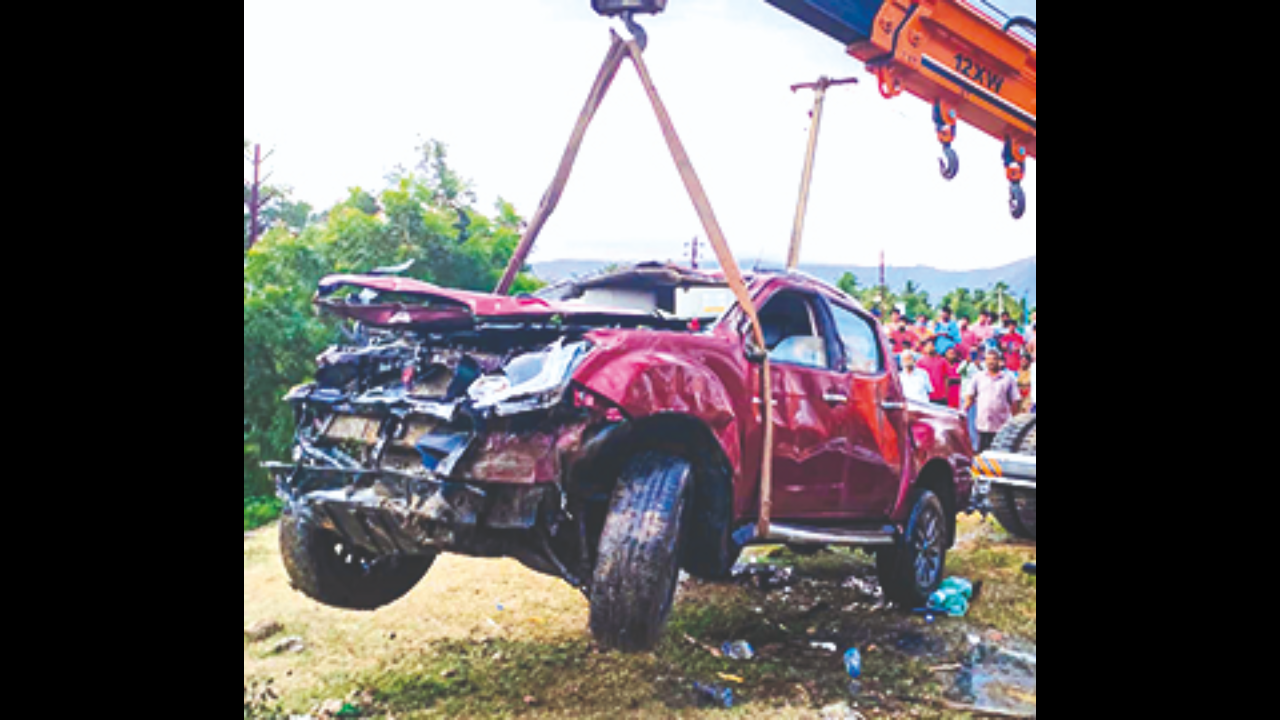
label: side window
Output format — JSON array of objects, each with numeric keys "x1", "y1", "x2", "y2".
[
  {"x1": 758, "y1": 292, "x2": 830, "y2": 370},
  {"x1": 831, "y1": 304, "x2": 885, "y2": 375}
]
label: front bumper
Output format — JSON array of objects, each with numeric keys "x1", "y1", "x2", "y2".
[
  {"x1": 970, "y1": 451, "x2": 1037, "y2": 512},
  {"x1": 267, "y1": 463, "x2": 553, "y2": 557}
]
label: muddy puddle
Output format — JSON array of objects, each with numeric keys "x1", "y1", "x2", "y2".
[{"x1": 950, "y1": 634, "x2": 1038, "y2": 716}]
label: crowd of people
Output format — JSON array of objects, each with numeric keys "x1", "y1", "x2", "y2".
[{"x1": 887, "y1": 307, "x2": 1037, "y2": 453}]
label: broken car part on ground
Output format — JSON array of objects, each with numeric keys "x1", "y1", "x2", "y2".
[{"x1": 268, "y1": 263, "x2": 976, "y2": 652}]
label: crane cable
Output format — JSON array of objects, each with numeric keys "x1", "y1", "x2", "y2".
[{"x1": 495, "y1": 31, "x2": 778, "y2": 540}]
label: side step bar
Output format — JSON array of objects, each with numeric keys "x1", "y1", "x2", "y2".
[{"x1": 766, "y1": 522, "x2": 898, "y2": 547}]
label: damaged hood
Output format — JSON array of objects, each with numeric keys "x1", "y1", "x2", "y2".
[{"x1": 315, "y1": 275, "x2": 676, "y2": 331}]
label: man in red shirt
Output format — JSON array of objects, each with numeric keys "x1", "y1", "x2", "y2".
[
  {"x1": 944, "y1": 346, "x2": 965, "y2": 409},
  {"x1": 887, "y1": 313, "x2": 918, "y2": 355},
  {"x1": 917, "y1": 339, "x2": 958, "y2": 408},
  {"x1": 999, "y1": 319, "x2": 1027, "y2": 373}
]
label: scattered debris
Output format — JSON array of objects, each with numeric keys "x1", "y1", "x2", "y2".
[
  {"x1": 722, "y1": 640, "x2": 756, "y2": 661},
  {"x1": 841, "y1": 576, "x2": 884, "y2": 600},
  {"x1": 270, "y1": 636, "x2": 308, "y2": 655},
  {"x1": 731, "y1": 563, "x2": 797, "y2": 591},
  {"x1": 692, "y1": 682, "x2": 735, "y2": 710},
  {"x1": 244, "y1": 619, "x2": 284, "y2": 643},
  {"x1": 684, "y1": 633, "x2": 724, "y2": 658},
  {"x1": 928, "y1": 577, "x2": 983, "y2": 618}
]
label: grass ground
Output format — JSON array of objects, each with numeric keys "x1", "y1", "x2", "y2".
[{"x1": 244, "y1": 515, "x2": 1036, "y2": 719}]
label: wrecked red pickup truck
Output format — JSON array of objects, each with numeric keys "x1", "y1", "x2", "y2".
[{"x1": 269, "y1": 263, "x2": 975, "y2": 652}]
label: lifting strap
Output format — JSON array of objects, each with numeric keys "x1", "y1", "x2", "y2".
[{"x1": 495, "y1": 31, "x2": 778, "y2": 539}]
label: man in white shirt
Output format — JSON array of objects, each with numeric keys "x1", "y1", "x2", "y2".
[{"x1": 900, "y1": 350, "x2": 934, "y2": 404}]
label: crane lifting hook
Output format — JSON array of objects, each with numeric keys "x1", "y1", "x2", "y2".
[
  {"x1": 1004, "y1": 138, "x2": 1029, "y2": 220},
  {"x1": 934, "y1": 101, "x2": 960, "y2": 181},
  {"x1": 622, "y1": 11, "x2": 650, "y2": 52}
]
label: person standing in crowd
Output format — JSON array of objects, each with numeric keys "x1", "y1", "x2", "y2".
[
  {"x1": 972, "y1": 310, "x2": 997, "y2": 346},
  {"x1": 959, "y1": 316, "x2": 977, "y2": 359},
  {"x1": 1018, "y1": 350, "x2": 1034, "y2": 414},
  {"x1": 1029, "y1": 347, "x2": 1038, "y2": 415},
  {"x1": 999, "y1": 318, "x2": 1027, "y2": 373},
  {"x1": 900, "y1": 350, "x2": 934, "y2": 404},
  {"x1": 944, "y1": 345, "x2": 965, "y2": 409},
  {"x1": 888, "y1": 314, "x2": 917, "y2": 355},
  {"x1": 958, "y1": 346, "x2": 985, "y2": 450},
  {"x1": 918, "y1": 338, "x2": 957, "y2": 408},
  {"x1": 933, "y1": 306, "x2": 962, "y2": 357},
  {"x1": 966, "y1": 349, "x2": 1023, "y2": 452}
]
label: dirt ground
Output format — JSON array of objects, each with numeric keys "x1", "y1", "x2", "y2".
[{"x1": 244, "y1": 515, "x2": 1036, "y2": 719}]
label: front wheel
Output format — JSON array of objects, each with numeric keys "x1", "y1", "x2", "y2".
[
  {"x1": 877, "y1": 490, "x2": 950, "y2": 607},
  {"x1": 589, "y1": 452, "x2": 693, "y2": 653},
  {"x1": 280, "y1": 506, "x2": 438, "y2": 612}
]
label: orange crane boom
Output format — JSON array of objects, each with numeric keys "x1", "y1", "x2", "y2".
[{"x1": 595, "y1": 0, "x2": 1038, "y2": 217}]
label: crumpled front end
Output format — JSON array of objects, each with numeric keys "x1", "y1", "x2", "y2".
[{"x1": 267, "y1": 328, "x2": 626, "y2": 586}]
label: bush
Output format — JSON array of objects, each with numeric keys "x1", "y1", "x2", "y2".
[{"x1": 244, "y1": 496, "x2": 284, "y2": 532}]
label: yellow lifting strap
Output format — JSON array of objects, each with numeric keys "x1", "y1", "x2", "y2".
[{"x1": 494, "y1": 31, "x2": 778, "y2": 539}]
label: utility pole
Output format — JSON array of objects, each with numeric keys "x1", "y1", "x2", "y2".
[
  {"x1": 245, "y1": 144, "x2": 275, "y2": 250},
  {"x1": 879, "y1": 250, "x2": 889, "y2": 317},
  {"x1": 685, "y1": 237, "x2": 706, "y2": 270},
  {"x1": 786, "y1": 76, "x2": 858, "y2": 271}
]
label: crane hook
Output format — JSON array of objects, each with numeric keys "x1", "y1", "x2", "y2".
[
  {"x1": 939, "y1": 145, "x2": 960, "y2": 181},
  {"x1": 1004, "y1": 138, "x2": 1029, "y2": 220},
  {"x1": 1009, "y1": 184, "x2": 1027, "y2": 220},
  {"x1": 622, "y1": 11, "x2": 649, "y2": 52},
  {"x1": 934, "y1": 101, "x2": 960, "y2": 181}
]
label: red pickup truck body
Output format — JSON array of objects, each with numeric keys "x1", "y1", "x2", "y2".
[{"x1": 272, "y1": 264, "x2": 975, "y2": 639}]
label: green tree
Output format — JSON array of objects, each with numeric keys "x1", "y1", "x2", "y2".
[
  {"x1": 243, "y1": 140, "x2": 542, "y2": 515},
  {"x1": 901, "y1": 281, "x2": 932, "y2": 320},
  {"x1": 941, "y1": 288, "x2": 976, "y2": 320}
]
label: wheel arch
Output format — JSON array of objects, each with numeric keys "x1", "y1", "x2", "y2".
[
  {"x1": 570, "y1": 412, "x2": 738, "y2": 578},
  {"x1": 914, "y1": 459, "x2": 961, "y2": 547}
]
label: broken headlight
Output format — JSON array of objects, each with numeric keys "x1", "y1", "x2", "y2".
[{"x1": 468, "y1": 340, "x2": 592, "y2": 416}]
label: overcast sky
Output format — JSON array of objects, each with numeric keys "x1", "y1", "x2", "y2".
[{"x1": 244, "y1": 0, "x2": 1036, "y2": 270}]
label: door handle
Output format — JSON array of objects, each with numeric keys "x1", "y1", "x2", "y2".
[
  {"x1": 823, "y1": 392, "x2": 849, "y2": 405},
  {"x1": 881, "y1": 400, "x2": 907, "y2": 412}
]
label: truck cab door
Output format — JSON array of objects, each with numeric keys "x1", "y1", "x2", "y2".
[
  {"x1": 752, "y1": 289, "x2": 851, "y2": 519},
  {"x1": 827, "y1": 301, "x2": 909, "y2": 519}
]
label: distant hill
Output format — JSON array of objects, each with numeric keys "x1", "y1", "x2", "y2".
[{"x1": 531, "y1": 256, "x2": 1037, "y2": 308}]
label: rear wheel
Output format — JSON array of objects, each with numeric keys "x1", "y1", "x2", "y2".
[
  {"x1": 589, "y1": 452, "x2": 693, "y2": 653},
  {"x1": 878, "y1": 490, "x2": 949, "y2": 607},
  {"x1": 280, "y1": 506, "x2": 437, "y2": 612}
]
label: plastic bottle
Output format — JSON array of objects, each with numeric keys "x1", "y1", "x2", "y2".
[{"x1": 844, "y1": 648, "x2": 863, "y2": 679}]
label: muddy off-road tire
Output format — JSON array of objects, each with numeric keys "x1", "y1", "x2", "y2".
[
  {"x1": 989, "y1": 414, "x2": 1037, "y2": 541},
  {"x1": 590, "y1": 452, "x2": 693, "y2": 653},
  {"x1": 280, "y1": 506, "x2": 437, "y2": 612},
  {"x1": 877, "y1": 490, "x2": 949, "y2": 608}
]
